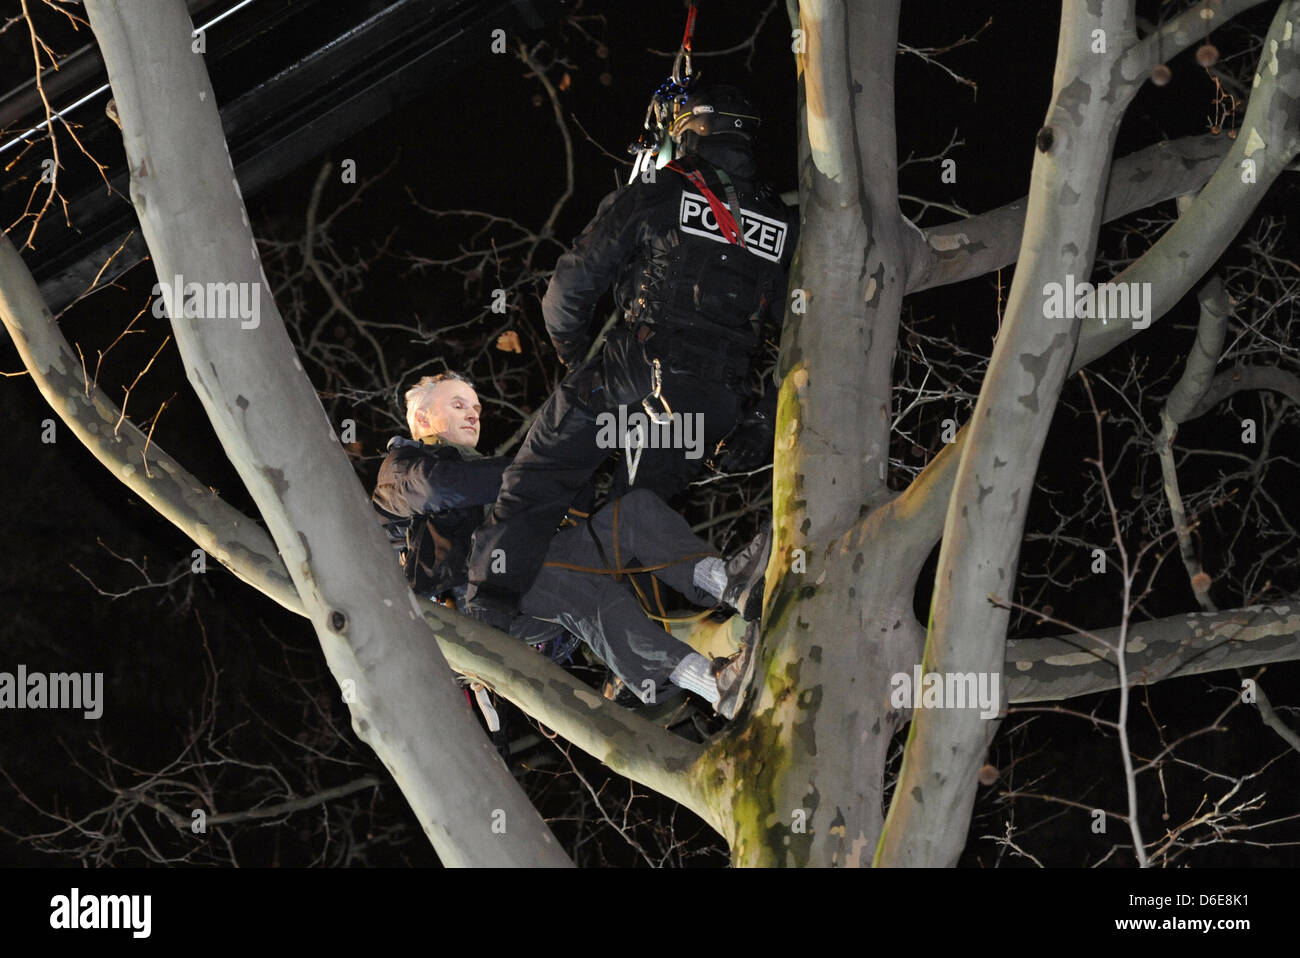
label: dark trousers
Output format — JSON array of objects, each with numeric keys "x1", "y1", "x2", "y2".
[
  {"x1": 467, "y1": 356, "x2": 740, "y2": 609},
  {"x1": 518, "y1": 489, "x2": 720, "y2": 700}
]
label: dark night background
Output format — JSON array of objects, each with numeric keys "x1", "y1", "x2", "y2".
[{"x1": 0, "y1": 0, "x2": 1297, "y2": 870}]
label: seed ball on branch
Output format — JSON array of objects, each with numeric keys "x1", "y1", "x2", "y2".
[
  {"x1": 1151, "y1": 64, "x2": 1172, "y2": 86},
  {"x1": 1196, "y1": 44, "x2": 1220, "y2": 67}
]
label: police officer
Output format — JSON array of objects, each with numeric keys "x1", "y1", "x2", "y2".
[{"x1": 466, "y1": 83, "x2": 795, "y2": 629}]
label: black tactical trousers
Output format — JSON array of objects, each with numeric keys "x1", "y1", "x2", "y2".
[
  {"x1": 518, "y1": 489, "x2": 719, "y2": 699},
  {"x1": 466, "y1": 354, "x2": 741, "y2": 612}
]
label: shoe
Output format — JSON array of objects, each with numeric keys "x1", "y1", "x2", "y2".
[
  {"x1": 464, "y1": 584, "x2": 521, "y2": 633},
  {"x1": 602, "y1": 673, "x2": 647, "y2": 707},
  {"x1": 712, "y1": 622, "x2": 760, "y2": 721},
  {"x1": 546, "y1": 631, "x2": 584, "y2": 664},
  {"x1": 720, "y1": 523, "x2": 772, "y2": 622},
  {"x1": 464, "y1": 599, "x2": 518, "y2": 633}
]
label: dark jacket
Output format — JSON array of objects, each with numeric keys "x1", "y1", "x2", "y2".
[
  {"x1": 542, "y1": 141, "x2": 797, "y2": 400},
  {"x1": 372, "y1": 437, "x2": 509, "y2": 598}
]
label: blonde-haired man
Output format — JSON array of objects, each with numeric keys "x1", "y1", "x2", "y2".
[{"x1": 404, "y1": 372, "x2": 479, "y2": 446}]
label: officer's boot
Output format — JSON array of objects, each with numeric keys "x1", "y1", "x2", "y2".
[
  {"x1": 720, "y1": 523, "x2": 772, "y2": 622},
  {"x1": 712, "y1": 621, "x2": 760, "y2": 720}
]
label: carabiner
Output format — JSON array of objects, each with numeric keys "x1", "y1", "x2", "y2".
[
  {"x1": 671, "y1": 50, "x2": 685, "y2": 86},
  {"x1": 641, "y1": 357, "x2": 674, "y2": 425}
]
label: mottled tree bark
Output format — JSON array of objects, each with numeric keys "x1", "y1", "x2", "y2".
[
  {"x1": 878, "y1": 0, "x2": 1139, "y2": 867},
  {"x1": 703, "y1": 0, "x2": 919, "y2": 867},
  {"x1": 82, "y1": 0, "x2": 569, "y2": 867}
]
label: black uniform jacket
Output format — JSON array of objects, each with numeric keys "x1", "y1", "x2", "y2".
[
  {"x1": 372, "y1": 437, "x2": 509, "y2": 598},
  {"x1": 541, "y1": 140, "x2": 797, "y2": 398}
]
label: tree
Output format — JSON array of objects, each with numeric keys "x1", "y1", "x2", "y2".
[{"x1": 2, "y1": 0, "x2": 1298, "y2": 867}]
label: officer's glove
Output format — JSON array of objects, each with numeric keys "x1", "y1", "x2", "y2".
[
  {"x1": 552, "y1": 336, "x2": 591, "y2": 370},
  {"x1": 709, "y1": 405, "x2": 774, "y2": 473}
]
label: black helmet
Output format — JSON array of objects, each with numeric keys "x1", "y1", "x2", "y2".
[{"x1": 669, "y1": 84, "x2": 760, "y2": 147}]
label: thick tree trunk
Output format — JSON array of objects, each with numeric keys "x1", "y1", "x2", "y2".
[
  {"x1": 83, "y1": 0, "x2": 569, "y2": 867},
  {"x1": 878, "y1": 1, "x2": 1138, "y2": 867},
  {"x1": 707, "y1": 0, "x2": 919, "y2": 867}
]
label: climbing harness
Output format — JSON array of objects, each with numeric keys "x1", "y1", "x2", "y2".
[
  {"x1": 542, "y1": 497, "x2": 719, "y2": 626},
  {"x1": 628, "y1": 2, "x2": 700, "y2": 183}
]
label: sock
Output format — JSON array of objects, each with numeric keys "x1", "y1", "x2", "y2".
[
  {"x1": 693, "y1": 556, "x2": 727, "y2": 600},
  {"x1": 669, "y1": 652, "x2": 719, "y2": 703}
]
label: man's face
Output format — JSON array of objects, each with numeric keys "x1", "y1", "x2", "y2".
[{"x1": 418, "y1": 380, "x2": 481, "y2": 447}]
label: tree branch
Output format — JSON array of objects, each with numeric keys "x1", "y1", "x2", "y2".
[
  {"x1": 1254, "y1": 681, "x2": 1300, "y2": 754},
  {"x1": 907, "y1": 135, "x2": 1233, "y2": 293},
  {"x1": 135, "y1": 775, "x2": 383, "y2": 830},
  {"x1": 1077, "y1": 0, "x2": 1300, "y2": 370},
  {"x1": 1189, "y1": 364, "x2": 1300, "y2": 418},
  {"x1": 429, "y1": 606, "x2": 713, "y2": 827},
  {"x1": 1158, "y1": 276, "x2": 1232, "y2": 611},
  {"x1": 1122, "y1": 0, "x2": 1274, "y2": 80},
  {"x1": 1005, "y1": 600, "x2": 1300, "y2": 703},
  {"x1": 0, "y1": 232, "x2": 302, "y2": 613}
]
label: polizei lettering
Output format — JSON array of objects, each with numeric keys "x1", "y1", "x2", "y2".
[{"x1": 678, "y1": 191, "x2": 788, "y2": 263}]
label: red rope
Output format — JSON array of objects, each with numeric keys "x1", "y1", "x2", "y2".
[{"x1": 666, "y1": 161, "x2": 744, "y2": 247}]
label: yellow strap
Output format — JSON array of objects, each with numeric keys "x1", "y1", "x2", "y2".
[{"x1": 651, "y1": 575, "x2": 670, "y2": 633}]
